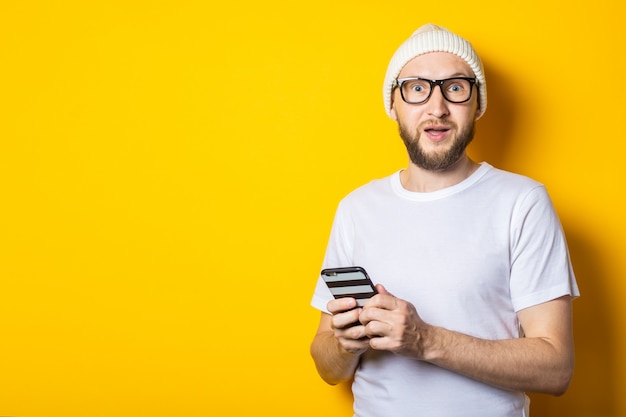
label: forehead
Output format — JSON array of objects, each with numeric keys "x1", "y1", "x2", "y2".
[{"x1": 398, "y1": 52, "x2": 474, "y2": 79}]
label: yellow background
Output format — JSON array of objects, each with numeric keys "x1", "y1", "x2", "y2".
[{"x1": 0, "y1": 1, "x2": 624, "y2": 416}]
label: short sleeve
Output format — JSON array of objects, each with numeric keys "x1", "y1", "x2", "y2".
[
  {"x1": 509, "y1": 186, "x2": 579, "y2": 311},
  {"x1": 310, "y1": 201, "x2": 356, "y2": 313}
]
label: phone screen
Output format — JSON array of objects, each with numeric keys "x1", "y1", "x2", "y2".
[{"x1": 321, "y1": 266, "x2": 377, "y2": 307}]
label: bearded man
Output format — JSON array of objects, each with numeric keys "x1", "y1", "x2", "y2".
[{"x1": 310, "y1": 24, "x2": 579, "y2": 417}]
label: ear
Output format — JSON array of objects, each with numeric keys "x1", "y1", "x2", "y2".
[
  {"x1": 390, "y1": 107, "x2": 398, "y2": 121},
  {"x1": 389, "y1": 91, "x2": 398, "y2": 121},
  {"x1": 473, "y1": 93, "x2": 483, "y2": 121},
  {"x1": 474, "y1": 106, "x2": 484, "y2": 121}
]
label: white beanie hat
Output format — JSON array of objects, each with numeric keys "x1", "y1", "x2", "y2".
[{"x1": 383, "y1": 24, "x2": 487, "y2": 119}]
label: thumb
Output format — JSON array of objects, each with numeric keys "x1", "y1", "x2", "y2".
[{"x1": 375, "y1": 283, "x2": 393, "y2": 296}]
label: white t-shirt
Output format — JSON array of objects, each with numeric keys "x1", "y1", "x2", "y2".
[{"x1": 311, "y1": 163, "x2": 579, "y2": 417}]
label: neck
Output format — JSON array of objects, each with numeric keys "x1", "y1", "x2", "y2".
[{"x1": 400, "y1": 155, "x2": 480, "y2": 193}]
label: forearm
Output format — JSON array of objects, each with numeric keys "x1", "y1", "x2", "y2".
[
  {"x1": 361, "y1": 288, "x2": 575, "y2": 395},
  {"x1": 422, "y1": 325, "x2": 574, "y2": 395},
  {"x1": 310, "y1": 330, "x2": 361, "y2": 385}
]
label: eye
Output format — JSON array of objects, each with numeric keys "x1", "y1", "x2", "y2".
[
  {"x1": 402, "y1": 79, "x2": 430, "y2": 93},
  {"x1": 447, "y1": 82, "x2": 465, "y2": 92}
]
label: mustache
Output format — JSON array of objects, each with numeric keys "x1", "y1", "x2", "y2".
[{"x1": 419, "y1": 120, "x2": 456, "y2": 130}]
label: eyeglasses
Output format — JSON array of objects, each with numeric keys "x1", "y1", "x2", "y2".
[{"x1": 395, "y1": 77, "x2": 477, "y2": 104}]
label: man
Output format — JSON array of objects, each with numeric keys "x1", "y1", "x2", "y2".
[{"x1": 310, "y1": 24, "x2": 579, "y2": 417}]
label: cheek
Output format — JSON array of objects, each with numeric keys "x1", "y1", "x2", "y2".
[{"x1": 393, "y1": 100, "x2": 419, "y2": 121}]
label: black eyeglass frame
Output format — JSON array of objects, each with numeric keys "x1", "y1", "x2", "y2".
[{"x1": 395, "y1": 77, "x2": 478, "y2": 104}]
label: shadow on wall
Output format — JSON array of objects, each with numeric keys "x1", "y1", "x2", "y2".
[
  {"x1": 529, "y1": 225, "x2": 618, "y2": 416},
  {"x1": 477, "y1": 58, "x2": 617, "y2": 416},
  {"x1": 467, "y1": 59, "x2": 517, "y2": 169}
]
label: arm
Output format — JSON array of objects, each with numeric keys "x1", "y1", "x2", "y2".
[
  {"x1": 310, "y1": 298, "x2": 370, "y2": 385},
  {"x1": 359, "y1": 285, "x2": 575, "y2": 395}
]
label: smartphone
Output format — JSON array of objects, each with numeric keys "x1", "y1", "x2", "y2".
[{"x1": 321, "y1": 266, "x2": 378, "y2": 307}]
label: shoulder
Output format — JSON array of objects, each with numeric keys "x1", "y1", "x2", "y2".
[
  {"x1": 478, "y1": 165, "x2": 551, "y2": 203},
  {"x1": 480, "y1": 164, "x2": 543, "y2": 190}
]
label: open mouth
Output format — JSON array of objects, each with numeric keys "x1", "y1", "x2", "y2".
[
  {"x1": 425, "y1": 126, "x2": 450, "y2": 133},
  {"x1": 423, "y1": 126, "x2": 451, "y2": 141}
]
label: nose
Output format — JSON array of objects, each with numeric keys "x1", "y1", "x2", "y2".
[{"x1": 426, "y1": 85, "x2": 450, "y2": 118}]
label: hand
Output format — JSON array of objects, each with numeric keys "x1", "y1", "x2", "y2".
[
  {"x1": 359, "y1": 284, "x2": 430, "y2": 358},
  {"x1": 326, "y1": 297, "x2": 371, "y2": 354}
]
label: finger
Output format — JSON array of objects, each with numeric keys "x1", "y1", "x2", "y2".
[
  {"x1": 363, "y1": 318, "x2": 392, "y2": 338},
  {"x1": 331, "y1": 308, "x2": 362, "y2": 330},
  {"x1": 375, "y1": 284, "x2": 392, "y2": 296},
  {"x1": 327, "y1": 297, "x2": 358, "y2": 315},
  {"x1": 363, "y1": 293, "x2": 398, "y2": 311},
  {"x1": 339, "y1": 337, "x2": 371, "y2": 354},
  {"x1": 368, "y1": 335, "x2": 393, "y2": 351},
  {"x1": 334, "y1": 320, "x2": 369, "y2": 349}
]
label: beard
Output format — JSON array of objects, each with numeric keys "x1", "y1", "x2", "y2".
[{"x1": 398, "y1": 119, "x2": 475, "y2": 171}]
